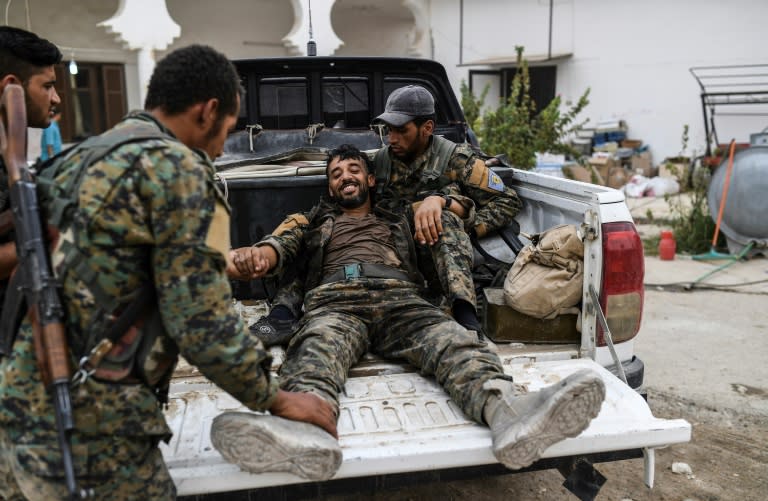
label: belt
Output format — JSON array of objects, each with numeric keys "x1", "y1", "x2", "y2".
[{"x1": 320, "y1": 263, "x2": 412, "y2": 285}]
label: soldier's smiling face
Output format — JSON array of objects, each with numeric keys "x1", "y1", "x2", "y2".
[{"x1": 327, "y1": 156, "x2": 375, "y2": 209}]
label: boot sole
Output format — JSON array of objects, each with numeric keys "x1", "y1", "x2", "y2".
[
  {"x1": 211, "y1": 412, "x2": 342, "y2": 481},
  {"x1": 494, "y1": 370, "x2": 606, "y2": 470}
]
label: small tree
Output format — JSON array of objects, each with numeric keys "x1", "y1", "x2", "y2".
[
  {"x1": 475, "y1": 46, "x2": 590, "y2": 169},
  {"x1": 460, "y1": 80, "x2": 489, "y2": 132}
]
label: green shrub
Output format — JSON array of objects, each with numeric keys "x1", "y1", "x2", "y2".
[
  {"x1": 463, "y1": 46, "x2": 590, "y2": 169},
  {"x1": 460, "y1": 80, "x2": 489, "y2": 133}
]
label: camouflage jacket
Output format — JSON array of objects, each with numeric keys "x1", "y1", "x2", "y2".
[
  {"x1": 373, "y1": 135, "x2": 522, "y2": 237},
  {"x1": 0, "y1": 111, "x2": 278, "y2": 443},
  {"x1": 260, "y1": 198, "x2": 424, "y2": 292}
]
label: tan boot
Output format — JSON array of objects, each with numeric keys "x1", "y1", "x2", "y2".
[
  {"x1": 483, "y1": 369, "x2": 606, "y2": 470},
  {"x1": 211, "y1": 412, "x2": 342, "y2": 481}
]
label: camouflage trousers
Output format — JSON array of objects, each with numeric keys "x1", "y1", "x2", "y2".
[
  {"x1": 272, "y1": 209, "x2": 477, "y2": 315},
  {"x1": 279, "y1": 279, "x2": 510, "y2": 424},
  {"x1": 0, "y1": 428, "x2": 175, "y2": 500},
  {"x1": 417, "y1": 209, "x2": 476, "y2": 307}
]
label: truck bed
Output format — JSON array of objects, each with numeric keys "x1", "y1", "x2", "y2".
[{"x1": 162, "y1": 344, "x2": 690, "y2": 496}]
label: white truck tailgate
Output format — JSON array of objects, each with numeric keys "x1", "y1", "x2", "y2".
[{"x1": 161, "y1": 358, "x2": 691, "y2": 496}]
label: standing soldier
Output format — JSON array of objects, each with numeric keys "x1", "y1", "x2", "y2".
[
  {"x1": 0, "y1": 44, "x2": 336, "y2": 500},
  {"x1": 0, "y1": 26, "x2": 62, "y2": 318}
]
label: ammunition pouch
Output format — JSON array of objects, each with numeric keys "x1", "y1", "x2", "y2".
[{"x1": 88, "y1": 305, "x2": 179, "y2": 404}]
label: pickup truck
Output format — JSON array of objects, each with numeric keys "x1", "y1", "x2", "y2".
[{"x1": 162, "y1": 57, "x2": 691, "y2": 500}]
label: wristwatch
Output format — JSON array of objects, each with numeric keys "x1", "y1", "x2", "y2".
[{"x1": 442, "y1": 194, "x2": 453, "y2": 210}]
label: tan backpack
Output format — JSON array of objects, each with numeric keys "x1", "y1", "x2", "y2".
[{"x1": 502, "y1": 224, "x2": 584, "y2": 320}]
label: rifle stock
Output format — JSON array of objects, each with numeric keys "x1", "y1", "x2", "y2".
[{"x1": 1, "y1": 84, "x2": 82, "y2": 499}]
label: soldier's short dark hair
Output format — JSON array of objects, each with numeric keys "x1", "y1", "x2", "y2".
[
  {"x1": 326, "y1": 144, "x2": 372, "y2": 175},
  {"x1": 145, "y1": 44, "x2": 242, "y2": 118},
  {"x1": 412, "y1": 114, "x2": 436, "y2": 128},
  {"x1": 0, "y1": 26, "x2": 62, "y2": 82}
]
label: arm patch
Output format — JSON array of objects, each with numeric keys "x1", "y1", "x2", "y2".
[
  {"x1": 272, "y1": 213, "x2": 309, "y2": 236},
  {"x1": 467, "y1": 159, "x2": 506, "y2": 192}
]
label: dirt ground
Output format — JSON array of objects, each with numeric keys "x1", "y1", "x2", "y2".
[{"x1": 317, "y1": 390, "x2": 768, "y2": 501}]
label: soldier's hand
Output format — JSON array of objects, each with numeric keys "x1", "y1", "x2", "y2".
[
  {"x1": 270, "y1": 389, "x2": 339, "y2": 438},
  {"x1": 228, "y1": 246, "x2": 271, "y2": 280},
  {"x1": 413, "y1": 195, "x2": 444, "y2": 246}
]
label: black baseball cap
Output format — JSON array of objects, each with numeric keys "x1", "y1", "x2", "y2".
[{"x1": 375, "y1": 85, "x2": 435, "y2": 127}]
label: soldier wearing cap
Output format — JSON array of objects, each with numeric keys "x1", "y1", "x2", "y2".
[{"x1": 371, "y1": 84, "x2": 522, "y2": 332}]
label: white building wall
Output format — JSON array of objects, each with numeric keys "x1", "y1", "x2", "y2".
[
  {"x1": 162, "y1": 0, "x2": 294, "y2": 59},
  {"x1": 8, "y1": 0, "x2": 766, "y2": 162},
  {"x1": 431, "y1": 0, "x2": 768, "y2": 162},
  {"x1": 331, "y1": 0, "x2": 417, "y2": 57}
]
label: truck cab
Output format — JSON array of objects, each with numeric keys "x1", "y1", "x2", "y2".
[{"x1": 163, "y1": 57, "x2": 691, "y2": 500}]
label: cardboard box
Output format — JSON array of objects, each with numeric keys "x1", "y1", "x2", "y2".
[
  {"x1": 607, "y1": 166, "x2": 630, "y2": 189},
  {"x1": 631, "y1": 151, "x2": 655, "y2": 177},
  {"x1": 562, "y1": 164, "x2": 604, "y2": 185},
  {"x1": 621, "y1": 139, "x2": 643, "y2": 149},
  {"x1": 588, "y1": 155, "x2": 620, "y2": 182},
  {"x1": 659, "y1": 159, "x2": 690, "y2": 188}
]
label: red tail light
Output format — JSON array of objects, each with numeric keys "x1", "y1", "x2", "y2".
[{"x1": 598, "y1": 222, "x2": 644, "y2": 346}]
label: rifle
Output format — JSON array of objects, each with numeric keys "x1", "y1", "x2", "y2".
[{"x1": 0, "y1": 84, "x2": 83, "y2": 499}]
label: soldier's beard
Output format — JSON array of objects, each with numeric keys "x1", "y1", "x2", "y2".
[{"x1": 331, "y1": 182, "x2": 369, "y2": 208}]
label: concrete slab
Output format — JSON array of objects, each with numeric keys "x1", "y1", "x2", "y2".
[
  {"x1": 636, "y1": 255, "x2": 768, "y2": 418},
  {"x1": 644, "y1": 254, "x2": 768, "y2": 294},
  {"x1": 626, "y1": 193, "x2": 692, "y2": 221}
]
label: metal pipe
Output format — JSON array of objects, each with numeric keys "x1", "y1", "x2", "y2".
[
  {"x1": 548, "y1": 0, "x2": 553, "y2": 60},
  {"x1": 459, "y1": 0, "x2": 464, "y2": 65}
]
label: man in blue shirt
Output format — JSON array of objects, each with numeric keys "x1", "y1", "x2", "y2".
[{"x1": 40, "y1": 109, "x2": 62, "y2": 160}]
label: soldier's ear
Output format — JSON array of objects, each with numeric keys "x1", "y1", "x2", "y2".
[
  {"x1": 200, "y1": 98, "x2": 219, "y2": 128},
  {"x1": 0, "y1": 74, "x2": 21, "y2": 91},
  {"x1": 367, "y1": 173, "x2": 376, "y2": 188},
  {"x1": 421, "y1": 120, "x2": 434, "y2": 138}
]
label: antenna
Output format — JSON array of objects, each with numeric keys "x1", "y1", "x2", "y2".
[{"x1": 307, "y1": 0, "x2": 317, "y2": 56}]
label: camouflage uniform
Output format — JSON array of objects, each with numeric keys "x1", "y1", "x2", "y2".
[
  {"x1": 0, "y1": 112, "x2": 278, "y2": 499},
  {"x1": 260, "y1": 199, "x2": 512, "y2": 422},
  {"x1": 266, "y1": 137, "x2": 522, "y2": 319},
  {"x1": 374, "y1": 134, "x2": 523, "y2": 307}
]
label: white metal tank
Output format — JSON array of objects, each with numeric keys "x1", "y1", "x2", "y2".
[{"x1": 707, "y1": 145, "x2": 768, "y2": 255}]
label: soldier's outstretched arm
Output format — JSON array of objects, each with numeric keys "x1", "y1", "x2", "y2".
[{"x1": 147, "y1": 147, "x2": 279, "y2": 412}]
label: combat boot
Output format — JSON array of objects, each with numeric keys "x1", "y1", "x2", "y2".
[
  {"x1": 211, "y1": 412, "x2": 342, "y2": 481},
  {"x1": 483, "y1": 369, "x2": 606, "y2": 470}
]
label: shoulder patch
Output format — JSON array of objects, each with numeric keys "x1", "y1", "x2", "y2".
[
  {"x1": 466, "y1": 158, "x2": 506, "y2": 192},
  {"x1": 272, "y1": 213, "x2": 309, "y2": 236},
  {"x1": 487, "y1": 171, "x2": 506, "y2": 192}
]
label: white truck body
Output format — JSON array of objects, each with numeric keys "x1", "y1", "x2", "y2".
[{"x1": 160, "y1": 169, "x2": 692, "y2": 497}]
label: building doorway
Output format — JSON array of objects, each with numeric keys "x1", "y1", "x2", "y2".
[{"x1": 55, "y1": 62, "x2": 127, "y2": 142}]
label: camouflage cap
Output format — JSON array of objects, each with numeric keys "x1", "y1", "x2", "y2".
[{"x1": 375, "y1": 85, "x2": 435, "y2": 127}]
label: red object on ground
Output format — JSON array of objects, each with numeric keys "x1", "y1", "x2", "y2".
[{"x1": 659, "y1": 231, "x2": 676, "y2": 260}]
